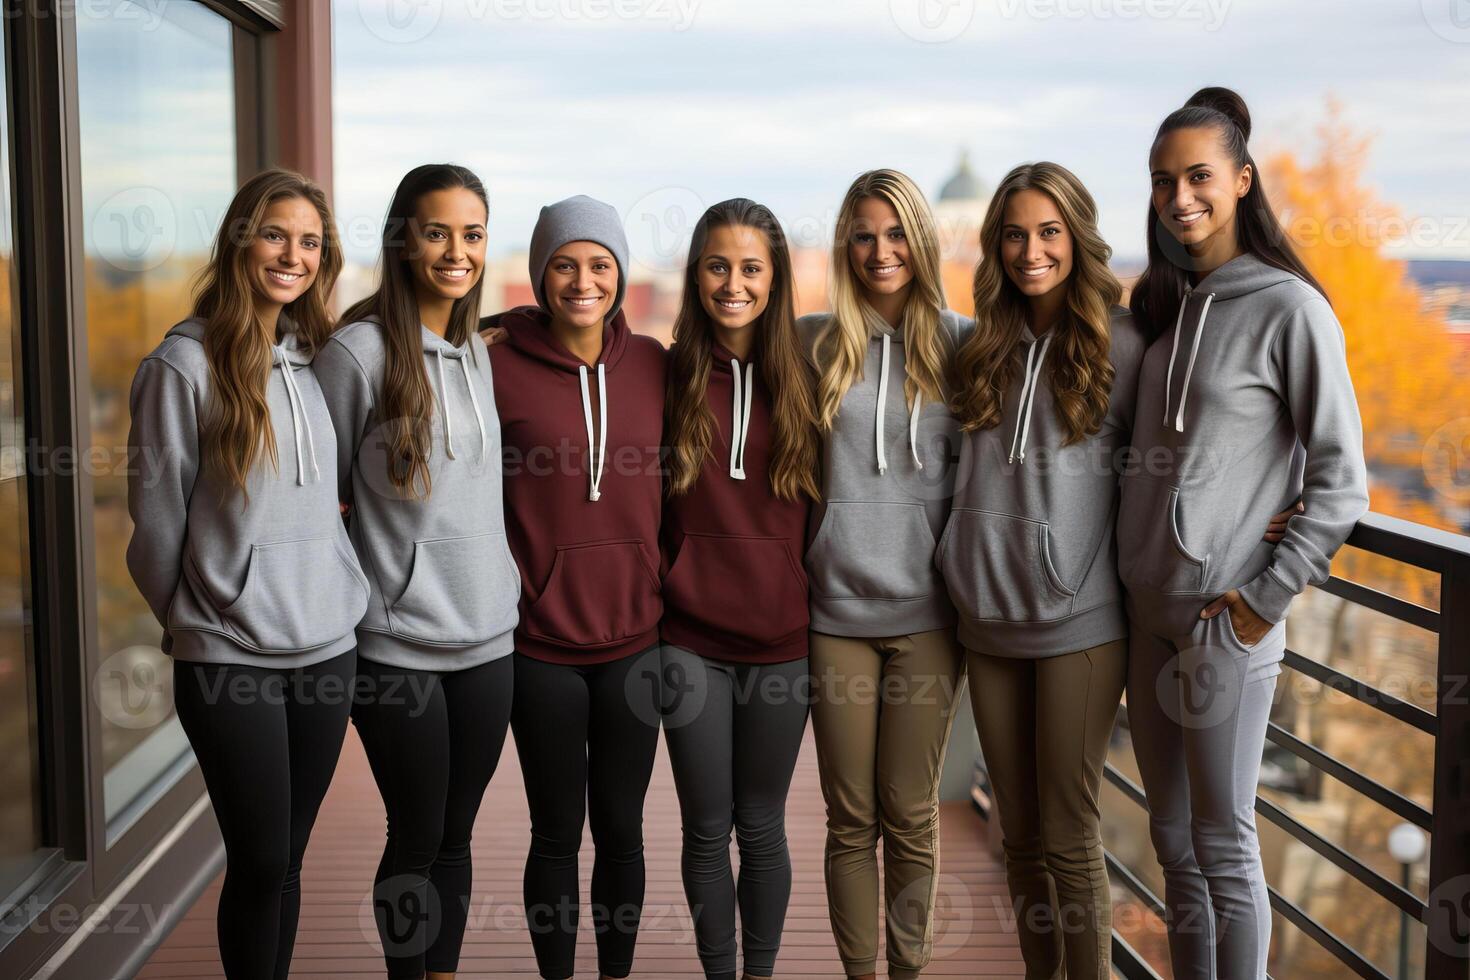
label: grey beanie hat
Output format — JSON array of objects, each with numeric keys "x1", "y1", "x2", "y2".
[{"x1": 528, "y1": 195, "x2": 629, "y2": 319}]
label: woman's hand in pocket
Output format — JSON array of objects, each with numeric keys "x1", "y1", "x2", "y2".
[{"x1": 1201, "y1": 589, "x2": 1272, "y2": 647}]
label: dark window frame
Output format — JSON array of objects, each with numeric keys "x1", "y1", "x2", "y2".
[{"x1": 0, "y1": 1, "x2": 278, "y2": 974}]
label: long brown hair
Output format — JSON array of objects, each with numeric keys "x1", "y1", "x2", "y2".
[
  {"x1": 666, "y1": 199, "x2": 819, "y2": 501},
  {"x1": 339, "y1": 164, "x2": 489, "y2": 498},
  {"x1": 954, "y1": 162, "x2": 1120, "y2": 443},
  {"x1": 813, "y1": 169, "x2": 953, "y2": 430},
  {"x1": 193, "y1": 168, "x2": 341, "y2": 496},
  {"x1": 1130, "y1": 86, "x2": 1328, "y2": 341}
]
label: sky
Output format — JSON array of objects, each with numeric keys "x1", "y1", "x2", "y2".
[{"x1": 331, "y1": 0, "x2": 1470, "y2": 269}]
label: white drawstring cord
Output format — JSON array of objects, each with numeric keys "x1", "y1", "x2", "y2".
[
  {"x1": 1161, "y1": 286, "x2": 1192, "y2": 426},
  {"x1": 1008, "y1": 334, "x2": 1052, "y2": 465},
  {"x1": 435, "y1": 349, "x2": 456, "y2": 460},
  {"x1": 876, "y1": 333, "x2": 891, "y2": 475},
  {"x1": 460, "y1": 356, "x2": 487, "y2": 460},
  {"x1": 579, "y1": 363, "x2": 607, "y2": 501},
  {"x1": 274, "y1": 345, "x2": 318, "y2": 485},
  {"x1": 876, "y1": 332, "x2": 925, "y2": 474},
  {"x1": 729, "y1": 359, "x2": 754, "y2": 480},
  {"x1": 1173, "y1": 292, "x2": 1214, "y2": 432},
  {"x1": 908, "y1": 390, "x2": 924, "y2": 471}
]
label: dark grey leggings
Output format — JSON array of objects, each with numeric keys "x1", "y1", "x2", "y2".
[
  {"x1": 1127, "y1": 606, "x2": 1285, "y2": 980},
  {"x1": 660, "y1": 646, "x2": 810, "y2": 980}
]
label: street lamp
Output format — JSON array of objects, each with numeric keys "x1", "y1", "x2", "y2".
[{"x1": 1388, "y1": 822, "x2": 1428, "y2": 979}]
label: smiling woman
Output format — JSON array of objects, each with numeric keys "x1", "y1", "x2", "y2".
[
  {"x1": 480, "y1": 195, "x2": 669, "y2": 980},
  {"x1": 319, "y1": 163, "x2": 519, "y2": 980}
]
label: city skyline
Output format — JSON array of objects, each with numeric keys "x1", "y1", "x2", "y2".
[{"x1": 333, "y1": 0, "x2": 1470, "y2": 270}]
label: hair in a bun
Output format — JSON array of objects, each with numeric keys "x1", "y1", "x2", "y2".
[
  {"x1": 1184, "y1": 86, "x2": 1251, "y2": 141},
  {"x1": 1129, "y1": 86, "x2": 1330, "y2": 340}
]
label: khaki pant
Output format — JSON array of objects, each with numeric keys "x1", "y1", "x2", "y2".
[
  {"x1": 967, "y1": 639, "x2": 1127, "y2": 980},
  {"x1": 809, "y1": 629, "x2": 964, "y2": 979}
]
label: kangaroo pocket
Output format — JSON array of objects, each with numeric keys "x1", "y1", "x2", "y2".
[
  {"x1": 1116, "y1": 481, "x2": 1210, "y2": 596},
  {"x1": 526, "y1": 538, "x2": 661, "y2": 648},
  {"x1": 389, "y1": 531, "x2": 521, "y2": 645},
  {"x1": 663, "y1": 533, "x2": 807, "y2": 645},
  {"x1": 211, "y1": 537, "x2": 368, "y2": 652},
  {"x1": 938, "y1": 509, "x2": 1075, "y2": 623},
  {"x1": 805, "y1": 500, "x2": 938, "y2": 602}
]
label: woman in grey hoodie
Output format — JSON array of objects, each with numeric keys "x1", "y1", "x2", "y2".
[
  {"x1": 126, "y1": 169, "x2": 369, "y2": 979},
  {"x1": 943, "y1": 161, "x2": 1298, "y2": 979},
  {"x1": 799, "y1": 169, "x2": 970, "y2": 980},
  {"x1": 314, "y1": 164, "x2": 520, "y2": 980},
  {"x1": 1120, "y1": 88, "x2": 1369, "y2": 980},
  {"x1": 943, "y1": 161, "x2": 1142, "y2": 980}
]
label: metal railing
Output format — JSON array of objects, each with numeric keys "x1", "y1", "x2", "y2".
[
  {"x1": 1106, "y1": 512, "x2": 1470, "y2": 979},
  {"x1": 971, "y1": 511, "x2": 1470, "y2": 979}
]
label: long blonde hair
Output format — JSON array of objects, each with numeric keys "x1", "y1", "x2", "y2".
[
  {"x1": 813, "y1": 169, "x2": 952, "y2": 430},
  {"x1": 193, "y1": 169, "x2": 341, "y2": 496},
  {"x1": 954, "y1": 162, "x2": 1119, "y2": 441}
]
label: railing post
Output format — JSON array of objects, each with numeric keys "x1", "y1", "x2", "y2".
[{"x1": 1426, "y1": 550, "x2": 1470, "y2": 980}]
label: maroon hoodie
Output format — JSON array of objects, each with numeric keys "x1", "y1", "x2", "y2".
[
  {"x1": 486, "y1": 306, "x2": 667, "y2": 664},
  {"x1": 660, "y1": 344, "x2": 812, "y2": 664}
]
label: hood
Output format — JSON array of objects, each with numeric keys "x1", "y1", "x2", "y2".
[
  {"x1": 1159, "y1": 253, "x2": 1303, "y2": 434},
  {"x1": 710, "y1": 341, "x2": 754, "y2": 373},
  {"x1": 481, "y1": 305, "x2": 640, "y2": 503},
  {"x1": 166, "y1": 317, "x2": 323, "y2": 485},
  {"x1": 166, "y1": 316, "x2": 315, "y2": 366},
  {"x1": 485, "y1": 304, "x2": 632, "y2": 373},
  {"x1": 1190, "y1": 251, "x2": 1300, "y2": 301}
]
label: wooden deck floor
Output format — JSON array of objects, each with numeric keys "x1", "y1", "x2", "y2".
[{"x1": 137, "y1": 725, "x2": 1024, "y2": 978}]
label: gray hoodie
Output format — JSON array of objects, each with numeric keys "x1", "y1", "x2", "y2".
[
  {"x1": 1117, "y1": 254, "x2": 1369, "y2": 640},
  {"x1": 313, "y1": 319, "x2": 520, "y2": 671},
  {"x1": 126, "y1": 318, "x2": 369, "y2": 668},
  {"x1": 941, "y1": 308, "x2": 1146, "y2": 657},
  {"x1": 799, "y1": 309, "x2": 972, "y2": 637}
]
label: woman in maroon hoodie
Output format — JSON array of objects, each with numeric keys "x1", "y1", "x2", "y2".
[
  {"x1": 480, "y1": 195, "x2": 666, "y2": 980},
  {"x1": 659, "y1": 199, "x2": 821, "y2": 980}
]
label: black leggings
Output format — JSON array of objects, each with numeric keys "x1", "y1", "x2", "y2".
[
  {"x1": 351, "y1": 655, "x2": 514, "y2": 979},
  {"x1": 173, "y1": 648, "x2": 356, "y2": 980},
  {"x1": 660, "y1": 647, "x2": 810, "y2": 980},
  {"x1": 512, "y1": 649, "x2": 663, "y2": 980}
]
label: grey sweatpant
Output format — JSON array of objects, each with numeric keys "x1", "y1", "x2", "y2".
[{"x1": 1126, "y1": 602, "x2": 1284, "y2": 980}]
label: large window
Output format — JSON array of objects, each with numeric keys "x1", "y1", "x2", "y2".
[
  {"x1": 0, "y1": 17, "x2": 46, "y2": 909},
  {"x1": 75, "y1": 0, "x2": 237, "y2": 831}
]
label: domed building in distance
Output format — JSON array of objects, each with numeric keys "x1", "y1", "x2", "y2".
[{"x1": 934, "y1": 150, "x2": 990, "y2": 314}]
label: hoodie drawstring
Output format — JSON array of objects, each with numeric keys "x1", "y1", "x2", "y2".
[
  {"x1": 729, "y1": 359, "x2": 755, "y2": 480},
  {"x1": 432, "y1": 347, "x2": 488, "y2": 462},
  {"x1": 579, "y1": 363, "x2": 608, "y2": 501},
  {"x1": 274, "y1": 345, "x2": 319, "y2": 486},
  {"x1": 435, "y1": 349, "x2": 456, "y2": 460},
  {"x1": 875, "y1": 333, "x2": 924, "y2": 476},
  {"x1": 1162, "y1": 288, "x2": 1215, "y2": 433},
  {"x1": 1008, "y1": 333, "x2": 1052, "y2": 465},
  {"x1": 460, "y1": 356, "x2": 488, "y2": 459}
]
